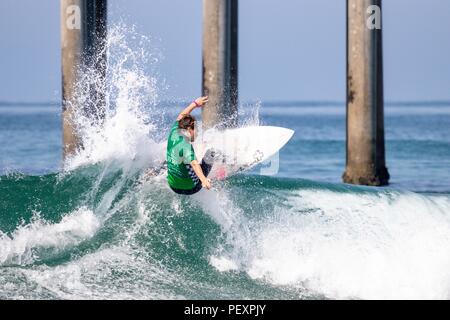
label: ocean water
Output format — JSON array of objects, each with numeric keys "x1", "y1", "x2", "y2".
[
  {"x1": 1, "y1": 25, "x2": 450, "y2": 300},
  {"x1": 2, "y1": 102, "x2": 450, "y2": 192}
]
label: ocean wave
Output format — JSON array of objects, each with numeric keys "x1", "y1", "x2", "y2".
[{"x1": 0, "y1": 207, "x2": 100, "y2": 266}]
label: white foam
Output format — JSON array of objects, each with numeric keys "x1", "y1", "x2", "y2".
[
  {"x1": 0, "y1": 207, "x2": 100, "y2": 266},
  {"x1": 209, "y1": 255, "x2": 238, "y2": 272},
  {"x1": 20, "y1": 246, "x2": 180, "y2": 300},
  {"x1": 64, "y1": 24, "x2": 165, "y2": 172},
  {"x1": 237, "y1": 190, "x2": 450, "y2": 299},
  {"x1": 193, "y1": 188, "x2": 239, "y2": 232}
]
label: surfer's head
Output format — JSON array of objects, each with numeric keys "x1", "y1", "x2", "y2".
[{"x1": 178, "y1": 114, "x2": 196, "y2": 142}]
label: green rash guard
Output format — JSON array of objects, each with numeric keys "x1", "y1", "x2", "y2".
[{"x1": 166, "y1": 121, "x2": 197, "y2": 190}]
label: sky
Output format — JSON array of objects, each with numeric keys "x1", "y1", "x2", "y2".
[{"x1": 0, "y1": 0, "x2": 450, "y2": 103}]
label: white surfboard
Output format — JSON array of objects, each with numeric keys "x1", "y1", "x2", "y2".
[{"x1": 193, "y1": 126, "x2": 294, "y2": 179}]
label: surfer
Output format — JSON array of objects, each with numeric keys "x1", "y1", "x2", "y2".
[{"x1": 166, "y1": 96, "x2": 217, "y2": 195}]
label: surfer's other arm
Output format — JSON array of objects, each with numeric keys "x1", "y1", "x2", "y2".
[
  {"x1": 176, "y1": 96, "x2": 209, "y2": 121},
  {"x1": 190, "y1": 159, "x2": 212, "y2": 189}
]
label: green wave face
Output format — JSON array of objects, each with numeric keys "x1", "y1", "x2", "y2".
[
  {"x1": 0, "y1": 164, "x2": 309, "y2": 299},
  {"x1": 1, "y1": 163, "x2": 450, "y2": 300}
]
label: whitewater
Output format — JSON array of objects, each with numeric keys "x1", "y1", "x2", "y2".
[{"x1": 1, "y1": 24, "x2": 450, "y2": 300}]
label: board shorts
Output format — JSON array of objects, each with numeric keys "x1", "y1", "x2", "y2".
[{"x1": 169, "y1": 149, "x2": 217, "y2": 195}]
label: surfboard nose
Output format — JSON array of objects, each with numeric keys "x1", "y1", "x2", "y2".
[{"x1": 265, "y1": 126, "x2": 295, "y2": 144}]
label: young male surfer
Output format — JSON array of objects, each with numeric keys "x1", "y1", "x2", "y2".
[{"x1": 166, "y1": 96, "x2": 218, "y2": 195}]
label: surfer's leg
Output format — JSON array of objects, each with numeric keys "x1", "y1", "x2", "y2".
[
  {"x1": 170, "y1": 149, "x2": 219, "y2": 195},
  {"x1": 200, "y1": 149, "x2": 219, "y2": 177}
]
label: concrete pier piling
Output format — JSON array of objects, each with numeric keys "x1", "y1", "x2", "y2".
[
  {"x1": 202, "y1": 0, "x2": 238, "y2": 129},
  {"x1": 61, "y1": 0, "x2": 107, "y2": 158},
  {"x1": 343, "y1": 0, "x2": 389, "y2": 186}
]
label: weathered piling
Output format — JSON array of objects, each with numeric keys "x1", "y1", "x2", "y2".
[
  {"x1": 202, "y1": 0, "x2": 238, "y2": 129},
  {"x1": 343, "y1": 0, "x2": 389, "y2": 186},
  {"x1": 61, "y1": 0, "x2": 107, "y2": 158}
]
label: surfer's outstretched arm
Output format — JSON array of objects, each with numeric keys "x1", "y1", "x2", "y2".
[
  {"x1": 190, "y1": 159, "x2": 212, "y2": 189},
  {"x1": 176, "y1": 96, "x2": 209, "y2": 121}
]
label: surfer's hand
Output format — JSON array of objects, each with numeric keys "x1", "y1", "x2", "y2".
[
  {"x1": 202, "y1": 178, "x2": 212, "y2": 190},
  {"x1": 194, "y1": 96, "x2": 209, "y2": 107}
]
